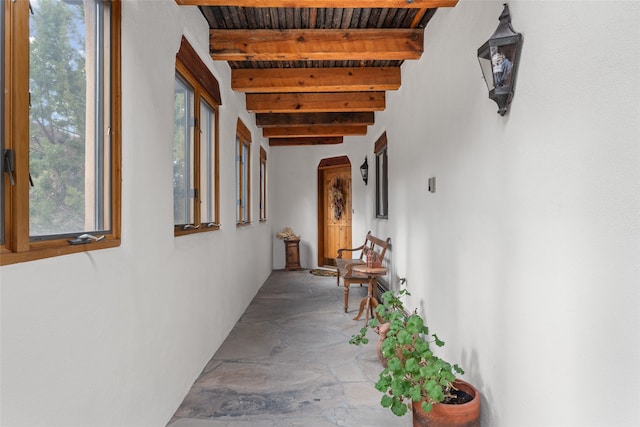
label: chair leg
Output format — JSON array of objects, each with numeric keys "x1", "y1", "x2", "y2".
[{"x1": 343, "y1": 284, "x2": 350, "y2": 313}]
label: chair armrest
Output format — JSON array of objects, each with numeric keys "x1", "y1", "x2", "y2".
[{"x1": 337, "y1": 244, "x2": 365, "y2": 259}]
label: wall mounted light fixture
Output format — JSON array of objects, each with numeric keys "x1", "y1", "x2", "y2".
[
  {"x1": 477, "y1": 3, "x2": 523, "y2": 116},
  {"x1": 360, "y1": 157, "x2": 368, "y2": 185}
]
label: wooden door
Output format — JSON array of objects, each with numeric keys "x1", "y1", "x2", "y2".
[{"x1": 318, "y1": 157, "x2": 352, "y2": 267}]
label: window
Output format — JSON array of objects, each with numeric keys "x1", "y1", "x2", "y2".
[
  {"x1": 375, "y1": 132, "x2": 388, "y2": 219},
  {"x1": 259, "y1": 146, "x2": 267, "y2": 221},
  {"x1": 173, "y1": 37, "x2": 221, "y2": 235},
  {"x1": 236, "y1": 119, "x2": 251, "y2": 225},
  {"x1": 1, "y1": 0, "x2": 121, "y2": 266},
  {"x1": 1, "y1": 2, "x2": 5, "y2": 247}
]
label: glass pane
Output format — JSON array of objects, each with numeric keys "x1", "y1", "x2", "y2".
[
  {"x1": 260, "y1": 160, "x2": 266, "y2": 220},
  {"x1": 376, "y1": 148, "x2": 388, "y2": 218},
  {"x1": 478, "y1": 56, "x2": 494, "y2": 91},
  {"x1": 29, "y1": 0, "x2": 110, "y2": 237},
  {"x1": 173, "y1": 75, "x2": 194, "y2": 225},
  {"x1": 491, "y1": 45, "x2": 515, "y2": 88},
  {"x1": 382, "y1": 149, "x2": 388, "y2": 216},
  {"x1": 200, "y1": 100, "x2": 215, "y2": 224},
  {"x1": 236, "y1": 136, "x2": 241, "y2": 222},
  {"x1": 242, "y1": 143, "x2": 249, "y2": 222},
  {"x1": 0, "y1": 2, "x2": 4, "y2": 244}
]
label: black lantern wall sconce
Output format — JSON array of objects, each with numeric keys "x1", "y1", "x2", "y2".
[
  {"x1": 360, "y1": 157, "x2": 368, "y2": 185},
  {"x1": 477, "y1": 3, "x2": 523, "y2": 116}
]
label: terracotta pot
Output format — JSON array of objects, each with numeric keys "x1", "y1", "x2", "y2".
[
  {"x1": 412, "y1": 379, "x2": 480, "y2": 427},
  {"x1": 376, "y1": 322, "x2": 391, "y2": 367}
]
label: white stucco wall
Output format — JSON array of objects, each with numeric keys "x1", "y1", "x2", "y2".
[
  {"x1": 385, "y1": 2, "x2": 639, "y2": 425},
  {"x1": 271, "y1": 0, "x2": 640, "y2": 425},
  {"x1": 0, "y1": 1, "x2": 272, "y2": 426}
]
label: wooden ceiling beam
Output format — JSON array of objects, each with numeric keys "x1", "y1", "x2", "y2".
[
  {"x1": 178, "y1": 0, "x2": 458, "y2": 9},
  {"x1": 210, "y1": 29, "x2": 423, "y2": 61},
  {"x1": 263, "y1": 125, "x2": 368, "y2": 138},
  {"x1": 232, "y1": 67, "x2": 401, "y2": 93},
  {"x1": 269, "y1": 137, "x2": 344, "y2": 146},
  {"x1": 256, "y1": 112, "x2": 375, "y2": 128},
  {"x1": 246, "y1": 92, "x2": 385, "y2": 113}
]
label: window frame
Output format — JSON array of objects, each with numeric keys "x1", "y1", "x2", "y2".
[
  {"x1": 173, "y1": 37, "x2": 221, "y2": 236},
  {"x1": 1, "y1": 0, "x2": 122, "y2": 266},
  {"x1": 236, "y1": 119, "x2": 251, "y2": 226},
  {"x1": 375, "y1": 132, "x2": 388, "y2": 219},
  {"x1": 259, "y1": 146, "x2": 267, "y2": 222}
]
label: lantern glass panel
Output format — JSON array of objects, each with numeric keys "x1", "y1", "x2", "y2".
[
  {"x1": 491, "y1": 44, "x2": 517, "y2": 88},
  {"x1": 478, "y1": 55, "x2": 494, "y2": 91}
]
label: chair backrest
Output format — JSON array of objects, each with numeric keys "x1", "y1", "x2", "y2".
[{"x1": 359, "y1": 231, "x2": 391, "y2": 262}]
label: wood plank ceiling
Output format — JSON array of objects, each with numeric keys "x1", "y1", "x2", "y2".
[{"x1": 176, "y1": 0, "x2": 459, "y2": 146}]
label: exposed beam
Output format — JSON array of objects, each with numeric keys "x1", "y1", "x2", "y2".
[
  {"x1": 210, "y1": 29, "x2": 423, "y2": 61},
  {"x1": 263, "y1": 125, "x2": 368, "y2": 138},
  {"x1": 246, "y1": 92, "x2": 385, "y2": 113},
  {"x1": 256, "y1": 112, "x2": 375, "y2": 128},
  {"x1": 232, "y1": 67, "x2": 401, "y2": 93},
  {"x1": 269, "y1": 137, "x2": 344, "y2": 146},
  {"x1": 178, "y1": 0, "x2": 458, "y2": 8}
]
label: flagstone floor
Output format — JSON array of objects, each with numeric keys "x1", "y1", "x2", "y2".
[{"x1": 166, "y1": 269, "x2": 410, "y2": 427}]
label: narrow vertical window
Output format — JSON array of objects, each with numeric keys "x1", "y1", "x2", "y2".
[
  {"x1": 0, "y1": 1, "x2": 5, "y2": 245},
  {"x1": 259, "y1": 146, "x2": 267, "y2": 221},
  {"x1": 173, "y1": 37, "x2": 221, "y2": 235},
  {"x1": 236, "y1": 119, "x2": 251, "y2": 225},
  {"x1": 200, "y1": 100, "x2": 218, "y2": 227},
  {"x1": 375, "y1": 132, "x2": 388, "y2": 219},
  {"x1": 173, "y1": 75, "x2": 195, "y2": 227}
]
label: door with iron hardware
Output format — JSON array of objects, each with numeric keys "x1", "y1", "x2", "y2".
[{"x1": 317, "y1": 156, "x2": 352, "y2": 267}]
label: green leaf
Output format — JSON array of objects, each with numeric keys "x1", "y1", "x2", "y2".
[
  {"x1": 414, "y1": 339, "x2": 431, "y2": 353},
  {"x1": 406, "y1": 315, "x2": 424, "y2": 334},
  {"x1": 380, "y1": 395, "x2": 394, "y2": 408},
  {"x1": 375, "y1": 374, "x2": 391, "y2": 392},
  {"x1": 381, "y1": 336, "x2": 397, "y2": 355},
  {"x1": 421, "y1": 401, "x2": 433, "y2": 413},
  {"x1": 391, "y1": 377, "x2": 408, "y2": 396},
  {"x1": 387, "y1": 357, "x2": 402, "y2": 372},
  {"x1": 397, "y1": 329, "x2": 412, "y2": 345},
  {"x1": 409, "y1": 384, "x2": 422, "y2": 402},
  {"x1": 405, "y1": 357, "x2": 419, "y2": 374},
  {"x1": 420, "y1": 364, "x2": 436, "y2": 379},
  {"x1": 433, "y1": 333, "x2": 445, "y2": 347},
  {"x1": 391, "y1": 399, "x2": 408, "y2": 417},
  {"x1": 428, "y1": 382, "x2": 444, "y2": 402}
]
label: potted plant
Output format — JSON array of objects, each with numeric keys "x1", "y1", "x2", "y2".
[
  {"x1": 349, "y1": 289, "x2": 410, "y2": 366},
  {"x1": 350, "y1": 289, "x2": 480, "y2": 426}
]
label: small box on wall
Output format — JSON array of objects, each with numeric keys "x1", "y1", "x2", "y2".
[{"x1": 428, "y1": 177, "x2": 436, "y2": 193}]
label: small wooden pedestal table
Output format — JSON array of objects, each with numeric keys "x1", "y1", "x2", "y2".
[
  {"x1": 351, "y1": 265, "x2": 387, "y2": 324},
  {"x1": 284, "y1": 239, "x2": 302, "y2": 271}
]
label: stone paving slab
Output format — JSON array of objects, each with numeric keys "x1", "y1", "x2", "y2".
[{"x1": 167, "y1": 270, "x2": 409, "y2": 427}]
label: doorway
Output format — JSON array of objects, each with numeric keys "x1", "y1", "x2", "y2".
[{"x1": 317, "y1": 156, "x2": 352, "y2": 267}]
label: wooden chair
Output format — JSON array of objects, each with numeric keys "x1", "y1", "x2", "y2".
[{"x1": 335, "y1": 231, "x2": 391, "y2": 313}]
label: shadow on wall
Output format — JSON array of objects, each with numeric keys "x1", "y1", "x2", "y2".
[
  {"x1": 300, "y1": 239, "x2": 312, "y2": 269},
  {"x1": 460, "y1": 348, "x2": 494, "y2": 425}
]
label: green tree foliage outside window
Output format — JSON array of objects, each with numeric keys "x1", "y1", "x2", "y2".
[{"x1": 29, "y1": 0, "x2": 109, "y2": 237}]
